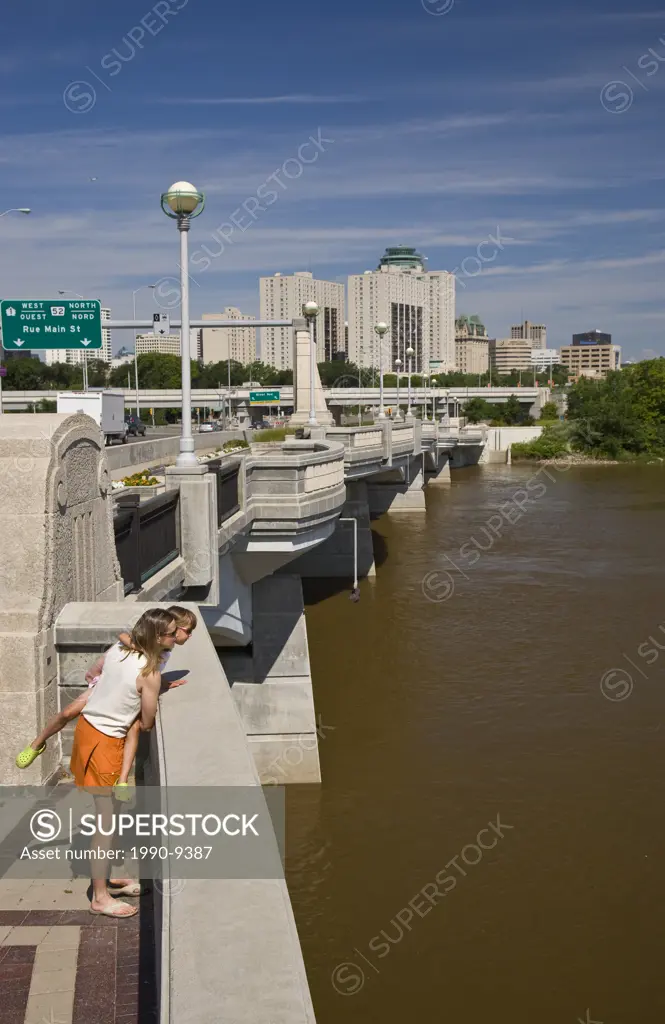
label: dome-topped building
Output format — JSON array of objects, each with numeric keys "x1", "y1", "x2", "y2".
[
  {"x1": 377, "y1": 246, "x2": 427, "y2": 272},
  {"x1": 348, "y1": 245, "x2": 455, "y2": 372}
]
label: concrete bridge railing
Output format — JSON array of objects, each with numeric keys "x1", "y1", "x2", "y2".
[{"x1": 55, "y1": 602, "x2": 317, "y2": 1024}]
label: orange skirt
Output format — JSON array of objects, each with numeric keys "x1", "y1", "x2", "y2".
[{"x1": 70, "y1": 716, "x2": 125, "y2": 788}]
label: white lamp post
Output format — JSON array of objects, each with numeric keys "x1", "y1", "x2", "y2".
[
  {"x1": 375, "y1": 321, "x2": 389, "y2": 420},
  {"x1": 160, "y1": 181, "x2": 205, "y2": 468},
  {"x1": 132, "y1": 284, "x2": 157, "y2": 419},
  {"x1": 302, "y1": 301, "x2": 319, "y2": 427},
  {"x1": 405, "y1": 346, "x2": 415, "y2": 420},
  {"x1": 394, "y1": 357, "x2": 402, "y2": 421},
  {"x1": 0, "y1": 208, "x2": 31, "y2": 218},
  {"x1": 422, "y1": 372, "x2": 430, "y2": 421}
]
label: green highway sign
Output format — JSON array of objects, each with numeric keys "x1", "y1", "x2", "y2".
[
  {"x1": 249, "y1": 389, "x2": 280, "y2": 404},
  {"x1": 1, "y1": 300, "x2": 102, "y2": 351}
]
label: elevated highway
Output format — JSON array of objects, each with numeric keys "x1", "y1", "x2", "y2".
[{"x1": 2, "y1": 384, "x2": 550, "y2": 411}]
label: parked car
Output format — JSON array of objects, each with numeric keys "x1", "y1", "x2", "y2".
[{"x1": 125, "y1": 414, "x2": 146, "y2": 437}]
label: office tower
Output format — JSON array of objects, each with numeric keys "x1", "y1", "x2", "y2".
[
  {"x1": 260, "y1": 273, "x2": 345, "y2": 369},
  {"x1": 489, "y1": 338, "x2": 533, "y2": 374},
  {"x1": 201, "y1": 308, "x2": 256, "y2": 365},
  {"x1": 135, "y1": 334, "x2": 181, "y2": 357},
  {"x1": 560, "y1": 330, "x2": 620, "y2": 378},
  {"x1": 511, "y1": 319, "x2": 547, "y2": 347}
]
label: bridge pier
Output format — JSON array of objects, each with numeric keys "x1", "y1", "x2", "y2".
[
  {"x1": 427, "y1": 453, "x2": 452, "y2": 486},
  {"x1": 367, "y1": 457, "x2": 426, "y2": 514},
  {"x1": 227, "y1": 575, "x2": 321, "y2": 784}
]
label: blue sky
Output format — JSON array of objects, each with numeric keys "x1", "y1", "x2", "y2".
[{"x1": 1, "y1": 0, "x2": 664, "y2": 358}]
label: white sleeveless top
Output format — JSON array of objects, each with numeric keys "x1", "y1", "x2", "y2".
[{"x1": 83, "y1": 643, "x2": 170, "y2": 738}]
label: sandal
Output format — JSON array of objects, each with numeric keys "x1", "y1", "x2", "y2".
[
  {"x1": 15, "y1": 745, "x2": 46, "y2": 769},
  {"x1": 109, "y1": 881, "x2": 142, "y2": 897},
  {"x1": 89, "y1": 900, "x2": 138, "y2": 918}
]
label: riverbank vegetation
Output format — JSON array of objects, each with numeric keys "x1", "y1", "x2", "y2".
[{"x1": 512, "y1": 360, "x2": 665, "y2": 462}]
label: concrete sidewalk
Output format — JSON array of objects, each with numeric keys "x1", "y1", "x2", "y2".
[{"x1": 0, "y1": 877, "x2": 156, "y2": 1024}]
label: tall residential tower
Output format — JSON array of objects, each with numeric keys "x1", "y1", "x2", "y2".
[{"x1": 259, "y1": 272, "x2": 345, "y2": 369}]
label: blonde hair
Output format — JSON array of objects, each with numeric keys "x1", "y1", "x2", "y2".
[
  {"x1": 167, "y1": 605, "x2": 198, "y2": 630},
  {"x1": 122, "y1": 608, "x2": 175, "y2": 676}
]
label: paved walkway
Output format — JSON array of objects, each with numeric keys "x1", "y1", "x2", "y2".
[{"x1": 0, "y1": 878, "x2": 157, "y2": 1024}]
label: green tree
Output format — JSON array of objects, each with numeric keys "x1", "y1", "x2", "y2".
[
  {"x1": 539, "y1": 401, "x2": 559, "y2": 420},
  {"x1": 463, "y1": 397, "x2": 494, "y2": 423}
]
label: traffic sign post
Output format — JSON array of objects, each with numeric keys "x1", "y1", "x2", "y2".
[
  {"x1": 249, "y1": 390, "x2": 280, "y2": 405},
  {"x1": 153, "y1": 313, "x2": 170, "y2": 337},
  {"x1": 0, "y1": 300, "x2": 103, "y2": 351}
]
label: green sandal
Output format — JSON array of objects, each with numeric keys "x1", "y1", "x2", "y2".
[{"x1": 15, "y1": 744, "x2": 46, "y2": 769}]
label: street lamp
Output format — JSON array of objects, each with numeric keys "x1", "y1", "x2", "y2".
[
  {"x1": 405, "y1": 346, "x2": 414, "y2": 420},
  {"x1": 0, "y1": 208, "x2": 31, "y2": 218},
  {"x1": 132, "y1": 284, "x2": 157, "y2": 419},
  {"x1": 58, "y1": 291, "x2": 88, "y2": 391},
  {"x1": 422, "y1": 371, "x2": 430, "y2": 421},
  {"x1": 302, "y1": 300, "x2": 319, "y2": 427},
  {"x1": 161, "y1": 181, "x2": 205, "y2": 468},
  {"x1": 394, "y1": 357, "x2": 402, "y2": 421},
  {"x1": 374, "y1": 321, "x2": 389, "y2": 420}
]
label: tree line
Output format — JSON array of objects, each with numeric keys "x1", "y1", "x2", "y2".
[{"x1": 2, "y1": 354, "x2": 570, "y2": 393}]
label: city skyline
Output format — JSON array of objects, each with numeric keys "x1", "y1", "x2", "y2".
[{"x1": 0, "y1": 1, "x2": 663, "y2": 362}]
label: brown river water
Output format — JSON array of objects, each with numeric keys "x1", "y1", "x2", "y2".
[{"x1": 286, "y1": 464, "x2": 665, "y2": 1024}]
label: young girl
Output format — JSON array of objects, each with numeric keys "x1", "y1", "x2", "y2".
[
  {"x1": 70, "y1": 606, "x2": 179, "y2": 918},
  {"x1": 16, "y1": 606, "x2": 197, "y2": 799}
]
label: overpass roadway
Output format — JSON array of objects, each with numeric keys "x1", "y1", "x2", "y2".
[{"x1": 2, "y1": 385, "x2": 550, "y2": 411}]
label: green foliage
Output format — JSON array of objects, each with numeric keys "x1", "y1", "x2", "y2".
[
  {"x1": 539, "y1": 401, "x2": 560, "y2": 420},
  {"x1": 463, "y1": 397, "x2": 495, "y2": 423},
  {"x1": 253, "y1": 427, "x2": 297, "y2": 442},
  {"x1": 223, "y1": 439, "x2": 249, "y2": 452},
  {"x1": 511, "y1": 423, "x2": 572, "y2": 461},
  {"x1": 567, "y1": 360, "x2": 665, "y2": 458},
  {"x1": 463, "y1": 394, "x2": 533, "y2": 425}
]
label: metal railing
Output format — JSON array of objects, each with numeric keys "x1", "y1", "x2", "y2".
[
  {"x1": 113, "y1": 490, "x2": 180, "y2": 594},
  {"x1": 207, "y1": 458, "x2": 242, "y2": 528}
]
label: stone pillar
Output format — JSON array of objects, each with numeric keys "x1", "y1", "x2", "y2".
[
  {"x1": 165, "y1": 464, "x2": 218, "y2": 596},
  {"x1": 367, "y1": 457, "x2": 426, "y2": 514},
  {"x1": 286, "y1": 480, "x2": 376, "y2": 578},
  {"x1": 289, "y1": 317, "x2": 334, "y2": 428},
  {"x1": 231, "y1": 575, "x2": 320, "y2": 784},
  {"x1": 0, "y1": 413, "x2": 123, "y2": 785}
]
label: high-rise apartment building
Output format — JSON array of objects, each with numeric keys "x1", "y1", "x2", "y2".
[
  {"x1": 347, "y1": 247, "x2": 455, "y2": 373},
  {"x1": 260, "y1": 272, "x2": 344, "y2": 369},
  {"x1": 201, "y1": 308, "x2": 256, "y2": 366},
  {"x1": 511, "y1": 319, "x2": 547, "y2": 347},
  {"x1": 43, "y1": 307, "x2": 112, "y2": 365}
]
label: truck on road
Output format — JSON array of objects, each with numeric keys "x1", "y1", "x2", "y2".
[{"x1": 57, "y1": 391, "x2": 128, "y2": 445}]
